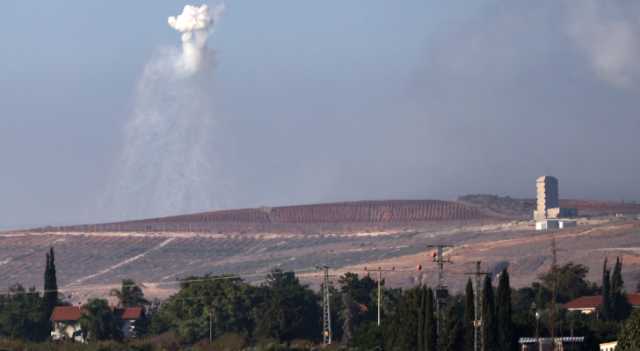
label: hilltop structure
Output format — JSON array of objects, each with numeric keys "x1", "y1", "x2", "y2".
[
  {"x1": 533, "y1": 176, "x2": 577, "y2": 230},
  {"x1": 534, "y1": 176, "x2": 559, "y2": 219}
]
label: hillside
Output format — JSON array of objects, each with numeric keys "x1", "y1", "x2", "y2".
[
  {"x1": 459, "y1": 194, "x2": 640, "y2": 218},
  {"x1": 30, "y1": 200, "x2": 500, "y2": 234},
  {"x1": 2, "y1": 197, "x2": 640, "y2": 302}
]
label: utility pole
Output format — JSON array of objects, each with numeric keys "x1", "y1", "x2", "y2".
[
  {"x1": 549, "y1": 234, "x2": 558, "y2": 350},
  {"x1": 427, "y1": 244, "x2": 453, "y2": 339},
  {"x1": 465, "y1": 261, "x2": 489, "y2": 351},
  {"x1": 364, "y1": 266, "x2": 395, "y2": 326},
  {"x1": 316, "y1": 265, "x2": 332, "y2": 346}
]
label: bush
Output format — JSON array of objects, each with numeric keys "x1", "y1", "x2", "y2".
[
  {"x1": 617, "y1": 310, "x2": 640, "y2": 351},
  {"x1": 191, "y1": 333, "x2": 248, "y2": 351},
  {"x1": 253, "y1": 338, "x2": 287, "y2": 351}
]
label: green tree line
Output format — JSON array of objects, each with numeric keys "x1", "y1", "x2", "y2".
[{"x1": 2, "y1": 249, "x2": 640, "y2": 350}]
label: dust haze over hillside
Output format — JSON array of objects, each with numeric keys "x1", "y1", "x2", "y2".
[
  {"x1": 0, "y1": 1, "x2": 639, "y2": 228},
  {"x1": 106, "y1": 0, "x2": 640, "y2": 223}
]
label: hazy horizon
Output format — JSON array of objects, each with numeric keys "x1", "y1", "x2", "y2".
[{"x1": 2, "y1": 0, "x2": 640, "y2": 229}]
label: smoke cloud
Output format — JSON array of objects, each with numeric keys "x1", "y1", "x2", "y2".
[
  {"x1": 104, "y1": 4, "x2": 228, "y2": 220},
  {"x1": 566, "y1": 0, "x2": 640, "y2": 87},
  {"x1": 168, "y1": 4, "x2": 225, "y2": 74}
]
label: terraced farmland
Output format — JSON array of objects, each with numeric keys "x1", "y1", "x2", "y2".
[{"x1": 32, "y1": 200, "x2": 497, "y2": 234}]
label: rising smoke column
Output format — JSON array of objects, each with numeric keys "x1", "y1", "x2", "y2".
[
  {"x1": 168, "y1": 4, "x2": 225, "y2": 75},
  {"x1": 105, "y1": 4, "x2": 229, "y2": 220}
]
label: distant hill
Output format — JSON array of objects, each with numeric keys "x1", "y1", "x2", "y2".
[
  {"x1": 31, "y1": 200, "x2": 500, "y2": 235},
  {"x1": 459, "y1": 194, "x2": 640, "y2": 218},
  {"x1": 3, "y1": 197, "x2": 640, "y2": 302}
]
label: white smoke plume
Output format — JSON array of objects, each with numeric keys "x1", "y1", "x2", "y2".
[
  {"x1": 104, "y1": 3, "x2": 229, "y2": 220},
  {"x1": 566, "y1": 0, "x2": 640, "y2": 87},
  {"x1": 168, "y1": 4, "x2": 225, "y2": 74}
]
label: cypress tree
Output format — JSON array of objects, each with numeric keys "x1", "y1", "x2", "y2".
[
  {"x1": 43, "y1": 247, "x2": 58, "y2": 318},
  {"x1": 442, "y1": 303, "x2": 465, "y2": 351},
  {"x1": 417, "y1": 286, "x2": 425, "y2": 351},
  {"x1": 424, "y1": 287, "x2": 437, "y2": 351},
  {"x1": 611, "y1": 257, "x2": 631, "y2": 320},
  {"x1": 481, "y1": 275, "x2": 497, "y2": 351},
  {"x1": 496, "y1": 269, "x2": 514, "y2": 351},
  {"x1": 388, "y1": 287, "x2": 420, "y2": 350},
  {"x1": 464, "y1": 278, "x2": 475, "y2": 351},
  {"x1": 601, "y1": 258, "x2": 612, "y2": 320}
]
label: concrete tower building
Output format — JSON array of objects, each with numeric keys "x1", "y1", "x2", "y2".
[
  {"x1": 533, "y1": 175, "x2": 577, "y2": 230},
  {"x1": 535, "y1": 176, "x2": 559, "y2": 220}
]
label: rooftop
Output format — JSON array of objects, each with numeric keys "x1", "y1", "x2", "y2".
[
  {"x1": 119, "y1": 307, "x2": 143, "y2": 320},
  {"x1": 564, "y1": 293, "x2": 640, "y2": 310},
  {"x1": 50, "y1": 306, "x2": 82, "y2": 322},
  {"x1": 50, "y1": 305, "x2": 144, "y2": 322}
]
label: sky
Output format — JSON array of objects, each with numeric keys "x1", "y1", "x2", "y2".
[{"x1": 1, "y1": 1, "x2": 639, "y2": 229}]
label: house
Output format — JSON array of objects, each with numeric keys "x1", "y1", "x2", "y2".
[
  {"x1": 50, "y1": 305, "x2": 145, "y2": 342},
  {"x1": 118, "y1": 307, "x2": 145, "y2": 338},
  {"x1": 50, "y1": 306, "x2": 85, "y2": 342},
  {"x1": 600, "y1": 341, "x2": 617, "y2": 351},
  {"x1": 563, "y1": 293, "x2": 640, "y2": 315}
]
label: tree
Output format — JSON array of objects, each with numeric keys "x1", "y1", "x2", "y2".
[
  {"x1": 464, "y1": 278, "x2": 475, "y2": 351},
  {"x1": 496, "y1": 269, "x2": 514, "y2": 351},
  {"x1": 110, "y1": 279, "x2": 149, "y2": 308},
  {"x1": 424, "y1": 287, "x2": 437, "y2": 351},
  {"x1": 611, "y1": 257, "x2": 631, "y2": 321},
  {"x1": 79, "y1": 298, "x2": 123, "y2": 341},
  {"x1": 538, "y1": 262, "x2": 596, "y2": 303},
  {"x1": 601, "y1": 258, "x2": 613, "y2": 320},
  {"x1": 43, "y1": 247, "x2": 58, "y2": 320},
  {"x1": 481, "y1": 275, "x2": 497, "y2": 350},
  {"x1": 254, "y1": 269, "x2": 320, "y2": 342},
  {"x1": 151, "y1": 275, "x2": 257, "y2": 342},
  {"x1": 0, "y1": 284, "x2": 47, "y2": 341},
  {"x1": 340, "y1": 292, "x2": 358, "y2": 344},
  {"x1": 417, "y1": 287, "x2": 425, "y2": 351},
  {"x1": 338, "y1": 272, "x2": 376, "y2": 308},
  {"x1": 441, "y1": 301, "x2": 465, "y2": 351},
  {"x1": 337, "y1": 272, "x2": 377, "y2": 341},
  {"x1": 617, "y1": 310, "x2": 640, "y2": 351},
  {"x1": 384, "y1": 287, "x2": 420, "y2": 350},
  {"x1": 351, "y1": 321, "x2": 383, "y2": 350}
]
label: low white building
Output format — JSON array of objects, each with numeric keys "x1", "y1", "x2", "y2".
[
  {"x1": 600, "y1": 341, "x2": 617, "y2": 351},
  {"x1": 50, "y1": 305, "x2": 145, "y2": 342},
  {"x1": 50, "y1": 306, "x2": 85, "y2": 342},
  {"x1": 119, "y1": 307, "x2": 144, "y2": 338},
  {"x1": 535, "y1": 219, "x2": 576, "y2": 231}
]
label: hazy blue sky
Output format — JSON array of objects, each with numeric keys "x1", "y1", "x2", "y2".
[{"x1": 1, "y1": 1, "x2": 639, "y2": 228}]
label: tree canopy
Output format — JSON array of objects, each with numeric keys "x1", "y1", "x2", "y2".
[
  {"x1": 538, "y1": 262, "x2": 597, "y2": 303},
  {"x1": 617, "y1": 310, "x2": 640, "y2": 351},
  {"x1": 110, "y1": 279, "x2": 149, "y2": 308},
  {"x1": 79, "y1": 298, "x2": 123, "y2": 341}
]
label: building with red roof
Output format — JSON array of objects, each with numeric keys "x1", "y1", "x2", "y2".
[
  {"x1": 50, "y1": 305, "x2": 145, "y2": 342},
  {"x1": 117, "y1": 307, "x2": 145, "y2": 338},
  {"x1": 50, "y1": 306, "x2": 85, "y2": 342},
  {"x1": 563, "y1": 293, "x2": 640, "y2": 315}
]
